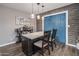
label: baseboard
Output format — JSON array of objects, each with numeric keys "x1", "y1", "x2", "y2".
[
  {"x1": 67, "y1": 44, "x2": 79, "y2": 50},
  {"x1": 67, "y1": 44, "x2": 76, "y2": 48},
  {"x1": 0, "y1": 41, "x2": 16, "y2": 47}
]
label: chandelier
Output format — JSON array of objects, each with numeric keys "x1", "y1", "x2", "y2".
[{"x1": 31, "y1": 3, "x2": 45, "y2": 20}]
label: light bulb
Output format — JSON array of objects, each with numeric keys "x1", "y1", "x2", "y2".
[
  {"x1": 37, "y1": 15, "x2": 40, "y2": 19},
  {"x1": 31, "y1": 14, "x2": 35, "y2": 19}
]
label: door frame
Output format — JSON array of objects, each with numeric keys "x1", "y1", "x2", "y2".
[{"x1": 42, "y1": 11, "x2": 68, "y2": 45}]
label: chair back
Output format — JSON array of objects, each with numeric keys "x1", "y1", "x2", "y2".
[
  {"x1": 16, "y1": 28, "x2": 22, "y2": 36},
  {"x1": 41, "y1": 30, "x2": 51, "y2": 49},
  {"x1": 44, "y1": 30, "x2": 51, "y2": 42},
  {"x1": 51, "y1": 29, "x2": 57, "y2": 40}
]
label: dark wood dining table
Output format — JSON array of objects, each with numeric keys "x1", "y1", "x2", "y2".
[{"x1": 21, "y1": 32, "x2": 44, "y2": 56}]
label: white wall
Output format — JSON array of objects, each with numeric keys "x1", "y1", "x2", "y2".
[{"x1": 0, "y1": 5, "x2": 36, "y2": 46}]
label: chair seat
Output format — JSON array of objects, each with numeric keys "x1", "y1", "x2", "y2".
[
  {"x1": 49, "y1": 38, "x2": 55, "y2": 41},
  {"x1": 34, "y1": 40, "x2": 48, "y2": 48}
]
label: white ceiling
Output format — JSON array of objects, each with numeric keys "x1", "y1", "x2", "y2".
[{"x1": 0, "y1": 3, "x2": 72, "y2": 14}]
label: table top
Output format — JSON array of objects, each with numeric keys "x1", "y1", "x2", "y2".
[{"x1": 22, "y1": 31, "x2": 44, "y2": 40}]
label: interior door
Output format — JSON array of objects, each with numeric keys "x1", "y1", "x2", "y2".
[{"x1": 44, "y1": 13, "x2": 66, "y2": 44}]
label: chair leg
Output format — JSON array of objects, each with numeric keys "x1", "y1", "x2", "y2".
[
  {"x1": 51, "y1": 42, "x2": 53, "y2": 51},
  {"x1": 54, "y1": 41, "x2": 56, "y2": 48},
  {"x1": 47, "y1": 45, "x2": 50, "y2": 55},
  {"x1": 41, "y1": 48, "x2": 44, "y2": 56}
]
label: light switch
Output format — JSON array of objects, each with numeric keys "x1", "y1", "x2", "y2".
[{"x1": 68, "y1": 25, "x2": 70, "y2": 28}]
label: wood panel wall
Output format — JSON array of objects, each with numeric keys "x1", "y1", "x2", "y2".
[{"x1": 36, "y1": 3, "x2": 79, "y2": 45}]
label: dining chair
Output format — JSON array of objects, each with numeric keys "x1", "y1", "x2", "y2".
[
  {"x1": 49, "y1": 29, "x2": 57, "y2": 51},
  {"x1": 34, "y1": 30, "x2": 51, "y2": 55},
  {"x1": 15, "y1": 28, "x2": 22, "y2": 43}
]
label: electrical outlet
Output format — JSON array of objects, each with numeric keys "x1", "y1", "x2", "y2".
[{"x1": 68, "y1": 25, "x2": 70, "y2": 28}]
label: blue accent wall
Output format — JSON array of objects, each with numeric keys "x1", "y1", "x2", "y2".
[{"x1": 44, "y1": 13, "x2": 66, "y2": 43}]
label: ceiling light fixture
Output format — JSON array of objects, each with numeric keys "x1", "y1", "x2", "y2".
[
  {"x1": 37, "y1": 3, "x2": 40, "y2": 20},
  {"x1": 31, "y1": 3, "x2": 35, "y2": 19},
  {"x1": 42, "y1": 4, "x2": 44, "y2": 16}
]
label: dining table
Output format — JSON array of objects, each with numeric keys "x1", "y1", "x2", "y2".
[{"x1": 21, "y1": 31, "x2": 44, "y2": 56}]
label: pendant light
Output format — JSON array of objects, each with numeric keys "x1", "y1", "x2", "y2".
[
  {"x1": 37, "y1": 3, "x2": 40, "y2": 19},
  {"x1": 31, "y1": 3, "x2": 35, "y2": 19},
  {"x1": 37, "y1": 15, "x2": 40, "y2": 19},
  {"x1": 41, "y1": 4, "x2": 44, "y2": 18}
]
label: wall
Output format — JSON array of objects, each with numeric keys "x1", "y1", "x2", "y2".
[
  {"x1": 36, "y1": 3, "x2": 79, "y2": 45},
  {"x1": 0, "y1": 5, "x2": 36, "y2": 46}
]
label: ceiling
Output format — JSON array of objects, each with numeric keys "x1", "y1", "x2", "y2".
[{"x1": 0, "y1": 3, "x2": 72, "y2": 14}]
